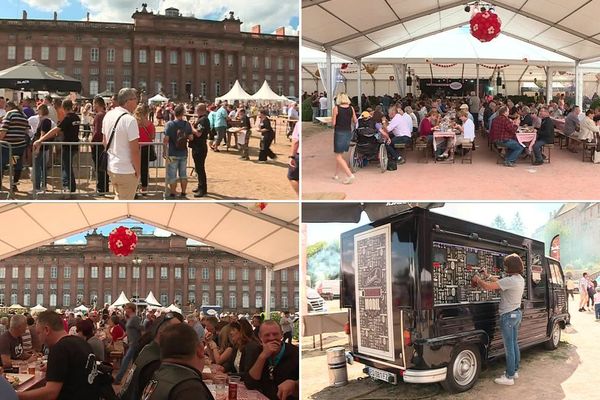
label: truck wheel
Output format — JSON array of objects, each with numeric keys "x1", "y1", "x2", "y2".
[
  {"x1": 440, "y1": 345, "x2": 481, "y2": 393},
  {"x1": 545, "y1": 322, "x2": 561, "y2": 350}
]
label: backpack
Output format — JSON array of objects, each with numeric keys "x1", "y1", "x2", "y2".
[{"x1": 174, "y1": 121, "x2": 189, "y2": 150}]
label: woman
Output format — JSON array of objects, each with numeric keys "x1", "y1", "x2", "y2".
[
  {"x1": 405, "y1": 106, "x2": 418, "y2": 133},
  {"x1": 224, "y1": 321, "x2": 262, "y2": 379},
  {"x1": 578, "y1": 109, "x2": 599, "y2": 142},
  {"x1": 32, "y1": 104, "x2": 52, "y2": 192},
  {"x1": 332, "y1": 93, "x2": 357, "y2": 184},
  {"x1": 107, "y1": 314, "x2": 125, "y2": 353},
  {"x1": 81, "y1": 102, "x2": 93, "y2": 140},
  {"x1": 76, "y1": 318, "x2": 105, "y2": 361},
  {"x1": 206, "y1": 323, "x2": 234, "y2": 365},
  {"x1": 257, "y1": 109, "x2": 277, "y2": 162},
  {"x1": 453, "y1": 110, "x2": 476, "y2": 161},
  {"x1": 134, "y1": 103, "x2": 156, "y2": 196}
]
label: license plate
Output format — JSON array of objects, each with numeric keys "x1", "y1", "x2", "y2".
[{"x1": 368, "y1": 367, "x2": 397, "y2": 384}]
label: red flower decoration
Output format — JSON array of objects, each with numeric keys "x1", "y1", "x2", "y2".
[
  {"x1": 341, "y1": 63, "x2": 348, "y2": 70},
  {"x1": 108, "y1": 226, "x2": 138, "y2": 257},
  {"x1": 470, "y1": 11, "x2": 502, "y2": 42}
]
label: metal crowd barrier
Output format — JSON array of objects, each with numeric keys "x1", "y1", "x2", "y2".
[
  {"x1": 0, "y1": 140, "x2": 29, "y2": 199},
  {"x1": 30, "y1": 140, "x2": 198, "y2": 199}
]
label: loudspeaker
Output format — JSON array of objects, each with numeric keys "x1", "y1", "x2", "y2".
[
  {"x1": 496, "y1": 76, "x2": 502, "y2": 86},
  {"x1": 406, "y1": 76, "x2": 413, "y2": 87}
]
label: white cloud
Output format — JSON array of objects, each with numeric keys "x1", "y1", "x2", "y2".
[
  {"x1": 53, "y1": 238, "x2": 86, "y2": 245},
  {"x1": 22, "y1": 0, "x2": 70, "y2": 12},
  {"x1": 79, "y1": 0, "x2": 298, "y2": 35},
  {"x1": 153, "y1": 227, "x2": 172, "y2": 237}
]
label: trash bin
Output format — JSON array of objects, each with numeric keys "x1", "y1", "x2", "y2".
[{"x1": 327, "y1": 347, "x2": 348, "y2": 387}]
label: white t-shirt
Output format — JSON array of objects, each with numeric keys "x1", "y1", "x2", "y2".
[
  {"x1": 497, "y1": 274, "x2": 525, "y2": 315},
  {"x1": 388, "y1": 113, "x2": 413, "y2": 138},
  {"x1": 319, "y1": 96, "x2": 328, "y2": 110},
  {"x1": 462, "y1": 118, "x2": 475, "y2": 141},
  {"x1": 102, "y1": 106, "x2": 139, "y2": 174}
]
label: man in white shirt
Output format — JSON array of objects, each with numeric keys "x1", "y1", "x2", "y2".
[
  {"x1": 319, "y1": 94, "x2": 328, "y2": 117},
  {"x1": 384, "y1": 105, "x2": 412, "y2": 162},
  {"x1": 43, "y1": 95, "x2": 57, "y2": 125},
  {"x1": 102, "y1": 88, "x2": 140, "y2": 200}
]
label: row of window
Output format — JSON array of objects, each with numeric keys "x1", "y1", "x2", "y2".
[
  {"x1": 0, "y1": 266, "x2": 298, "y2": 281},
  {"x1": 7, "y1": 46, "x2": 295, "y2": 70},
  {"x1": 0, "y1": 291, "x2": 299, "y2": 310}
]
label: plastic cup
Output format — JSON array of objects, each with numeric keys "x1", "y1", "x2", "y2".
[
  {"x1": 18, "y1": 363, "x2": 28, "y2": 375},
  {"x1": 28, "y1": 364, "x2": 36, "y2": 375}
]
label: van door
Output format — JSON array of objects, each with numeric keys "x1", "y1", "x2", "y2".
[
  {"x1": 520, "y1": 253, "x2": 549, "y2": 346},
  {"x1": 547, "y1": 259, "x2": 567, "y2": 317}
]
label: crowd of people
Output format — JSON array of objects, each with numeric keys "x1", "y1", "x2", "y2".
[
  {"x1": 0, "y1": 88, "x2": 300, "y2": 199},
  {"x1": 0, "y1": 303, "x2": 299, "y2": 400},
  {"x1": 303, "y1": 89, "x2": 600, "y2": 183},
  {"x1": 570, "y1": 272, "x2": 600, "y2": 320}
]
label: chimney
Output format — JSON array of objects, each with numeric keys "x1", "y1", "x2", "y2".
[
  {"x1": 22, "y1": 10, "x2": 27, "y2": 20},
  {"x1": 86, "y1": 12, "x2": 90, "y2": 22},
  {"x1": 53, "y1": 11, "x2": 57, "y2": 21},
  {"x1": 275, "y1": 26, "x2": 286, "y2": 36},
  {"x1": 251, "y1": 25, "x2": 261, "y2": 34}
]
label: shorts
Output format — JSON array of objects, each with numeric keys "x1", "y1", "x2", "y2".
[
  {"x1": 287, "y1": 154, "x2": 299, "y2": 181},
  {"x1": 334, "y1": 130, "x2": 352, "y2": 153},
  {"x1": 166, "y1": 156, "x2": 188, "y2": 184}
]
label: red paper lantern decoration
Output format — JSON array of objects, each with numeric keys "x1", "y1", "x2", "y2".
[
  {"x1": 470, "y1": 11, "x2": 502, "y2": 42},
  {"x1": 108, "y1": 226, "x2": 138, "y2": 257},
  {"x1": 341, "y1": 63, "x2": 349, "y2": 70}
]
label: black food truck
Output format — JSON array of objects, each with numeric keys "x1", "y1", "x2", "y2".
[{"x1": 340, "y1": 208, "x2": 569, "y2": 393}]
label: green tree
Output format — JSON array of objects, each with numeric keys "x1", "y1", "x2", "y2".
[
  {"x1": 491, "y1": 215, "x2": 507, "y2": 230},
  {"x1": 307, "y1": 240, "x2": 341, "y2": 287},
  {"x1": 510, "y1": 212, "x2": 524, "y2": 235}
]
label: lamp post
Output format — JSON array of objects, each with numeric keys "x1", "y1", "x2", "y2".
[{"x1": 132, "y1": 256, "x2": 142, "y2": 314}]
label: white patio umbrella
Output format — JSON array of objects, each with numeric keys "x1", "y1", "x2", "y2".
[
  {"x1": 30, "y1": 304, "x2": 47, "y2": 313},
  {"x1": 145, "y1": 291, "x2": 161, "y2": 307},
  {"x1": 110, "y1": 291, "x2": 130, "y2": 308},
  {"x1": 9, "y1": 304, "x2": 25, "y2": 310},
  {"x1": 74, "y1": 304, "x2": 89, "y2": 312}
]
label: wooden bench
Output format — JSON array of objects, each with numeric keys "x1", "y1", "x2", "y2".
[
  {"x1": 109, "y1": 350, "x2": 124, "y2": 369},
  {"x1": 458, "y1": 141, "x2": 478, "y2": 164},
  {"x1": 583, "y1": 141, "x2": 596, "y2": 162},
  {"x1": 414, "y1": 141, "x2": 429, "y2": 163},
  {"x1": 540, "y1": 143, "x2": 554, "y2": 163},
  {"x1": 493, "y1": 142, "x2": 507, "y2": 164}
]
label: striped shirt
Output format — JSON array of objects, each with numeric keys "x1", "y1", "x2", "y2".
[
  {"x1": 21, "y1": 327, "x2": 33, "y2": 352},
  {"x1": 0, "y1": 109, "x2": 30, "y2": 144}
]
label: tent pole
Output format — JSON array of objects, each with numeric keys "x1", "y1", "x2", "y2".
[
  {"x1": 357, "y1": 58, "x2": 362, "y2": 113},
  {"x1": 400, "y1": 64, "x2": 407, "y2": 96},
  {"x1": 264, "y1": 266, "x2": 272, "y2": 318},
  {"x1": 575, "y1": 61, "x2": 583, "y2": 108},
  {"x1": 476, "y1": 64, "x2": 480, "y2": 98},
  {"x1": 326, "y1": 48, "x2": 332, "y2": 116},
  {"x1": 546, "y1": 67, "x2": 553, "y2": 105}
]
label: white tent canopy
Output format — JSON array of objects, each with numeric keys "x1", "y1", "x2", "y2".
[
  {"x1": 251, "y1": 81, "x2": 285, "y2": 101},
  {"x1": 30, "y1": 304, "x2": 47, "y2": 313},
  {"x1": 111, "y1": 291, "x2": 130, "y2": 308},
  {"x1": 9, "y1": 304, "x2": 24, "y2": 309},
  {"x1": 74, "y1": 305, "x2": 89, "y2": 312},
  {"x1": 148, "y1": 94, "x2": 168, "y2": 103},
  {"x1": 216, "y1": 80, "x2": 252, "y2": 102},
  {"x1": 166, "y1": 304, "x2": 182, "y2": 314},
  {"x1": 145, "y1": 291, "x2": 161, "y2": 307}
]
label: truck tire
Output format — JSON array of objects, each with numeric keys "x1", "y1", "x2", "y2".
[
  {"x1": 545, "y1": 322, "x2": 561, "y2": 350},
  {"x1": 440, "y1": 345, "x2": 481, "y2": 393}
]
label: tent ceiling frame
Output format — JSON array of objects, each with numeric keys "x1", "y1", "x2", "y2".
[
  {"x1": 303, "y1": 37, "x2": 356, "y2": 62},
  {"x1": 322, "y1": 0, "x2": 467, "y2": 48},
  {"x1": 500, "y1": 31, "x2": 578, "y2": 61},
  {"x1": 302, "y1": 0, "x2": 332, "y2": 8}
]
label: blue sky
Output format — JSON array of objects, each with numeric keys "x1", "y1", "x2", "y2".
[
  {"x1": 1, "y1": 0, "x2": 299, "y2": 35},
  {"x1": 55, "y1": 218, "x2": 202, "y2": 245},
  {"x1": 306, "y1": 203, "x2": 564, "y2": 245}
]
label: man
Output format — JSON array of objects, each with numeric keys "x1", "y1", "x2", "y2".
[
  {"x1": 246, "y1": 320, "x2": 299, "y2": 400},
  {"x1": 319, "y1": 93, "x2": 328, "y2": 117},
  {"x1": 310, "y1": 92, "x2": 319, "y2": 123},
  {"x1": 0, "y1": 315, "x2": 33, "y2": 369},
  {"x1": 484, "y1": 101, "x2": 497, "y2": 131},
  {"x1": 532, "y1": 106, "x2": 554, "y2": 165},
  {"x1": 211, "y1": 101, "x2": 228, "y2": 151},
  {"x1": 472, "y1": 254, "x2": 525, "y2": 386},
  {"x1": 280, "y1": 311, "x2": 293, "y2": 344},
  {"x1": 288, "y1": 122, "x2": 299, "y2": 195},
  {"x1": 468, "y1": 91, "x2": 480, "y2": 129},
  {"x1": 563, "y1": 106, "x2": 581, "y2": 153},
  {"x1": 236, "y1": 108, "x2": 252, "y2": 161},
  {"x1": 384, "y1": 105, "x2": 411, "y2": 163},
  {"x1": 102, "y1": 88, "x2": 140, "y2": 200},
  {"x1": 33, "y1": 99, "x2": 80, "y2": 195},
  {"x1": 566, "y1": 277, "x2": 575, "y2": 301},
  {"x1": 141, "y1": 323, "x2": 214, "y2": 400},
  {"x1": 119, "y1": 313, "x2": 183, "y2": 400},
  {"x1": 43, "y1": 95, "x2": 57, "y2": 125},
  {"x1": 21, "y1": 98, "x2": 35, "y2": 119},
  {"x1": 490, "y1": 106, "x2": 522, "y2": 167},
  {"x1": 0, "y1": 317, "x2": 8, "y2": 336},
  {"x1": 579, "y1": 272, "x2": 589, "y2": 312},
  {"x1": 251, "y1": 315, "x2": 262, "y2": 338},
  {"x1": 190, "y1": 103, "x2": 210, "y2": 197},
  {"x1": 91, "y1": 96, "x2": 109, "y2": 194},
  {"x1": 185, "y1": 314, "x2": 205, "y2": 341},
  {"x1": 520, "y1": 106, "x2": 533, "y2": 127},
  {"x1": 114, "y1": 303, "x2": 142, "y2": 384},
  {"x1": 163, "y1": 104, "x2": 191, "y2": 198},
  {"x1": 17, "y1": 311, "x2": 99, "y2": 400},
  {"x1": 286, "y1": 102, "x2": 298, "y2": 140},
  {"x1": 0, "y1": 101, "x2": 30, "y2": 190}
]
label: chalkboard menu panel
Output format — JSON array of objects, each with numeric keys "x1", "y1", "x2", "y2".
[{"x1": 354, "y1": 224, "x2": 395, "y2": 361}]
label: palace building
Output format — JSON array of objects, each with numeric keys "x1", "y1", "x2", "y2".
[
  {"x1": 0, "y1": 228, "x2": 299, "y2": 313},
  {"x1": 0, "y1": 4, "x2": 299, "y2": 100}
]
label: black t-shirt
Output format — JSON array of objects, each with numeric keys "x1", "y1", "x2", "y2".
[
  {"x1": 190, "y1": 115, "x2": 211, "y2": 147},
  {"x1": 58, "y1": 112, "x2": 80, "y2": 142},
  {"x1": 46, "y1": 335, "x2": 99, "y2": 400},
  {"x1": 0, "y1": 331, "x2": 23, "y2": 366},
  {"x1": 260, "y1": 117, "x2": 274, "y2": 136},
  {"x1": 34, "y1": 118, "x2": 53, "y2": 142},
  {"x1": 245, "y1": 342, "x2": 299, "y2": 400}
]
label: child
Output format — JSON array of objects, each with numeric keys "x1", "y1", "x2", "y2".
[{"x1": 594, "y1": 287, "x2": 600, "y2": 321}]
